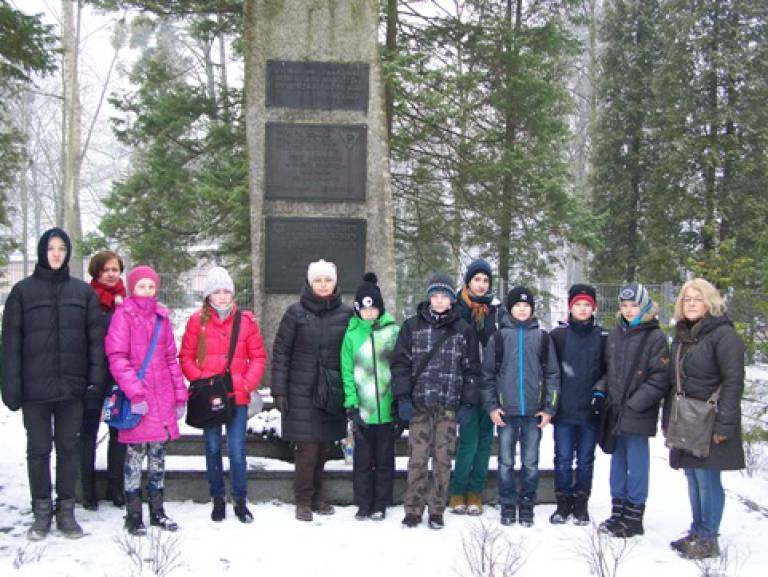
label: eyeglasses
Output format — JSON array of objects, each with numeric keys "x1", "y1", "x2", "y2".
[{"x1": 682, "y1": 297, "x2": 705, "y2": 304}]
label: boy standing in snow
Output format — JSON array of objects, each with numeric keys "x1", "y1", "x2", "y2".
[
  {"x1": 481, "y1": 287, "x2": 560, "y2": 527},
  {"x1": 549, "y1": 284, "x2": 607, "y2": 525},
  {"x1": 392, "y1": 274, "x2": 481, "y2": 530},
  {"x1": 341, "y1": 273, "x2": 400, "y2": 521}
]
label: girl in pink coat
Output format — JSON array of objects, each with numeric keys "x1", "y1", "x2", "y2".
[{"x1": 106, "y1": 265, "x2": 186, "y2": 536}]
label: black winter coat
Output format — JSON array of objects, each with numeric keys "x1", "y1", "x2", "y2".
[
  {"x1": 600, "y1": 318, "x2": 670, "y2": 437},
  {"x1": 271, "y1": 284, "x2": 353, "y2": 443},
  {"x1": 665, "y1": 315, "x2": 745, "y2": 471},
  {"x1": 1, "y1": 265, "x2": 104, "y2": 411},
  {"x1": 391, "y1": 302, "x2": 480, "y2": 410}
]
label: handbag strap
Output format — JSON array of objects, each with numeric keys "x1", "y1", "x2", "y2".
[
  {"x1": 414, "y1": 326, "x2": 456, "y2": 380},
  {"x1": 137, "y1": 316, "x2": 162, "y2": 381},
  {"x1": 226, "y1": 309, "x2": 242, "y2": 373}
]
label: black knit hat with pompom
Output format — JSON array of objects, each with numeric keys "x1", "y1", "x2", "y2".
[{"x1": 354, "y1": 272, "x2": 385, "y2": 316}]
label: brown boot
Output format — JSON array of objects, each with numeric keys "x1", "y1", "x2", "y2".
[
  {"x1": 295, "y1": 504, "x2": 313, "y2": 522},
  {"x1": 311, "y1": 499, "x2": 335, "y2": 515},
  {"x1": 449, "y1": 494, "x2": 467, "y2": 515},
  {"x1": 466, "y1": 493, "x2": 483, "y2": 516}
]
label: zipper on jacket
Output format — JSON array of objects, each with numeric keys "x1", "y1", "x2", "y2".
[
  {"x1": 519, "y1": 325, "x2": 525, "y2": 414},
  {"x1": 54, "y1": 283, "x2": 61, "y2": 384},
  {"x1": 370, "y1": 330, "x2": 381, "y2": 423}
]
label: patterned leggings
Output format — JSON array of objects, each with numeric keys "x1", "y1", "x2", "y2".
[{"x1": 124, "y1": 442, "x2": 167, "y2": 494}]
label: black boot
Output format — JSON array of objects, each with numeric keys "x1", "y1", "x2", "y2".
[
  {"x1": 571, "y1": 491, "x2": 590, "y2": 526},
  {"x1": 148, "y1": 490, "x2": 179, "y2": 532},
  {"x1": 500, "y1": 504, "x2": 516, "y2": 526},
  {"x1": 124, "y1": 491, "x2": 146, "y2": 536},
  {"x1": 610, "y1": 502, "x2": 645, "y2": 538},
  {"x1": 55, "y1": 498, "x2": 84, "y2": 539},
  {"x1": 211, "y1": 496, "x2": 226, "y2": 522},
  {"x1": 233, "y1": 497, "x2": 253, "y2": 524},
  {"x1": 28, "y1": 498, "x2": 53, "y2": 541},
  {"x1": 107, "y1": 428, "x2": 126, "y2": 507},
  {"x1": 599, "y1": 498, "x2": 625, "y2": 533},
  {"x1": 80, "y1": 437, "x2": 98, "y2": 511},
  {"x1": 549, "y1": 492, "x2": 572, "y2": 524},
  {"x1": 518, "y1": 497, "x2": 535, "y2": 528}
]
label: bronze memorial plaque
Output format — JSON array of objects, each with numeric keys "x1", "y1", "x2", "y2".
[
  {"x1": 264, "y1": 217, "x2": 366, "y2": 294},
  {"x1": 265, "y1": 123, "x2": 367, "y2": 202},
  {"x1": 266, "y1": 60, "x2": 369, "y2": 111}
]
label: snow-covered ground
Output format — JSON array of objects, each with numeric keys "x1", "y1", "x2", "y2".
[{"x1": 1, "y1": 399, "x2": 766, "y2": 577}]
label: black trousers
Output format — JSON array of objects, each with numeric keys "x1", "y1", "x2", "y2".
[
  {"x1": 79, "y1": 407, "x2": 126, "y2": 499},
  {"x1": 353, "y1": 423, "x2": 395, "y2": 510},
  {"x1": 22, "y1": 399, "x2": 83, "y2": 501}
]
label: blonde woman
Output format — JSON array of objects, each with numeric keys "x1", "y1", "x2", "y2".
[{"x1": 665, "y1": 279, "x2": 745, "y2": 560}]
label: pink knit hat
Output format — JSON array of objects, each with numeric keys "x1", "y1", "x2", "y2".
[{"x1": 127, "y1": 265, "x2": 160, "y2": 294}]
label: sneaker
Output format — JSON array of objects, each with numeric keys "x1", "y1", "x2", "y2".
[
  {"x1": 500, "y1": 504, "x2": 516, "y2": 526},
  {"x1": 312, "y1": 500, "x2": 335, "y2": 516},
  {"x1": 370, "y1": 508, "x2": 386, "y2": 521},
  {"x1": 355, "y1": 507, "x2": 370, "y2": 521},
  {"x1": 466, "y1": 493, "x2": 483, "y2": 516},
  {"x1": 427, "y1": 514, "x2": 445, "y2": 530},
  {"x1": 295, "y1": 504, "x2": 313, "y2": 522},
  {"x1": 402, "y1": 513, "x2": 421, "y2": 528},
  {"x1": 233, "y1": 498, "x2": 254, "y2": 524},
  {"x1": 449, "y1": 494, "x2": 467, "y2": 515},
  {"x1": 211, "y1": 496, "x2": 226, "y2": 522}
]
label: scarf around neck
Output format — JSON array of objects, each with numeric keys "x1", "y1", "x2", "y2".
[
  {"x1": 91, "y1": 278, "x2": 126, "y2": 311},
  {"x1": 460, "y1": 286, "x2": 492, "y2": 330}
]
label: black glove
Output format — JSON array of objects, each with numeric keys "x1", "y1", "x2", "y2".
[
  {"x1": 274, "y1": 395, "x2": 289, "y2": 413},
  {"x1": 346, "y1": 408, "x2": 367, "y2": 430},
  {"x1": 591, "y1": 391, "x2": 606, "y2": 418}
]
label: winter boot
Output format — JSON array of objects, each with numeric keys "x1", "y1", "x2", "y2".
[
  {"x1": 466, "y1": 493, "x2": 483, "y2": 516},
  {"x1": 27, "y1": 498, "x2": 53, "y2": 541},
  {"x1": 599, "y1": 498, "x2": 625, "y2": 533},
  {"x1": 428, "y1": 513, "x2": 445, "y2": 530},
  {"x1": 55, "y1": 498, "x2": 84, "y2": 539},
  {"x1": 124, "y1": 491, "x2": 146, "y2": 536},
  {"x1": 518, "y1": 497, "x2": 535, "y2": 528},
  {"x1": 670, "y1": 529, "x2": 697, "y2": 552},
  {"x1": 233, "y1": 497, "x2": 254, "y2": 524},
  {"x1": 370, "y1": 508, "x2": 386, "y2": 521},
  {"x1": 571, "y1": 491, "x2": 591, "y2": 526},
  {"x1": 311, "y1": 498, "x2": 335, "y2": 516},
  {"x1": 295, "y1": 504, "x2": 313, "y2": 522},
  {"x1": 148, "y1": 490, "x2": 179, "y2": 532},
  {"x1": 449, "y1": 494, "x2": 467, "y2": 514},
  {"x1": 401, "y1": 512, "x2": 421, "y2": 528},
  {"x1": 610, "y1": 501, "x2": 644, "y2": 538},
  {"x1": 500, "y1": 504, "x2": 516, "y2": 526},
  {"x1": 679, "y1": 536, "x2": 720, "y2": 560},
  {"x1": 211, "y1": 496, "x2": 226, "y2": 522},
  {"x1": 355, "y1": 507, "x2": 371, "y2": 521},
  {"x1": 549, "y1": 492, "x2": 572, "y2": 524}
]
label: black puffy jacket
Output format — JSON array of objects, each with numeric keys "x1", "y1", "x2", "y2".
[
  {"x1": 600, "y1": 317, "x2": 670, "y2": 437},
  {"x1": 271, "y1": 284, "x2": 352, "y2": 443},
  {"x1": 1, "y1": 265, "x2": 104, "y2": 410},
  {"x1": 665, "y1": 315, "x2": 745, "y2": 471}
]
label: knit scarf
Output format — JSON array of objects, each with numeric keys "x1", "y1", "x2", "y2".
[
  {"x1": 90, "y1": 278, "x2": 126, "y2": 311},
  {"x1": 460, "y1": 286, "x2": 492, "y2": 331}
]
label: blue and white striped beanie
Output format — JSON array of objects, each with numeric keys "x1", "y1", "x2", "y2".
[{"x1": 426, "y1": 273, "x2": 456, "y2": 303}]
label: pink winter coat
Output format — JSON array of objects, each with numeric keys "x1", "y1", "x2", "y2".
[
  {"x1": 179, "y1": 305, "x2": 267, "y2": 405},
  {"x1": 106, "y1": 296, "x2": 187, "y2": 444}
]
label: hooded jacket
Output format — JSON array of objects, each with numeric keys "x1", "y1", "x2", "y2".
[
  {"x1": 179, "y1": 304, "x2": 267, "y2": 406},
  {"x1": 665, "y1": 314, "x2": 745, "y2": 470},
  {"x1": 1, "y1": 229, "x2": 104, "y2": 410},
  {"x1": 271, "y1": 284, "x2": 353, "y2": 443},
  {"x1": 480, "y1": 315, "x2": 560, "y2": 417},
  {"x1": 341, "y1": 312, "x2": 399, "y2": 424},
  {"x1": 391, "y1": 302, "x2": 480, "y2": 410},
  {"x1": 106, "y1": 296, "x2": 187, "y2": 444}
]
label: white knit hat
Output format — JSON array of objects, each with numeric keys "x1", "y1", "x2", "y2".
[
  {"x1": 204, "y1": 266, "x2": 234, "y2": 299},
  {"x1": 307, "y1": 259, "x2": 337, "y2": 285}
]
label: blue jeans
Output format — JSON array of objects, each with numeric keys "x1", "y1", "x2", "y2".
[
  {"x1": 684, "y1": 468, "x2": 725, "y2": 539},
  {"x1": 553, "y1": 422, "x2": 598, "y2": 494},
  {"x1": 609, "y1": 434, "x2": 650, "y2": 505},
  {"x1": 204, "y1": 405, "x2": 248, "y2": 499},
  {"x1": 497, "y1": 415, "x2": 541, "y2": 505}
]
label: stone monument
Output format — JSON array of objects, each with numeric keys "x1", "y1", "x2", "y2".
[{"x1": 244, "y1": 0, "x2": 396, "y2": 354}]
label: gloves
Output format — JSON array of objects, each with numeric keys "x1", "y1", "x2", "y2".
[
  {"x1": 397, "y1": 398, "x2": 414, "y2": 424},
  {"x1": 274, "y1": 395, "x2": 289, "y2": 413},
  {"x1": 591, "y1": 391, "x2": 606, "y2": 418},
  {"x1": 176, "y1": 404, "x2": 186, "y2": 420},
  {"x1": 457, "y1": 405, "x2": 473, "y2": 427},
  {"x1": 131, "y1": 400, "x2": 149, "y2": 415},
  {"x1": 346, "y1": 408, "x2": 367, "y2": 430}
]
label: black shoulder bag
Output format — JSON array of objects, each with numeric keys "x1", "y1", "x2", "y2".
[
  {"x1": 313, "y1": 315, "x2": 346, "y2": 418},
  {"x1": 186, "y1": 310, "x2": 242, "y2": 429}
]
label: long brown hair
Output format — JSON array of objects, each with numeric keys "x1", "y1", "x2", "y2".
[{"x1": 196, "y1": 297, "x2": 213, "y2": 368}]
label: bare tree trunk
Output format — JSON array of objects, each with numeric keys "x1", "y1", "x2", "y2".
[
  {"x1": 62, "y1": 0, "x2": 83, "y2": 277},
  {"x1": 204, "y1": 34, "x2": 218, "y2": 120},
  {"x1": 217, "y1": 18, "x2": 229, "y2": 120},
  {"x1": 385, "y1": 0, "x2": 397, "y2": 141}
]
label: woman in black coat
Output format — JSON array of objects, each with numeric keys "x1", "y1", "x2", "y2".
[
  {"x1": 1, "y1": 228, "x2": 104, "y2": 540},
  {"x1": 271, "y1": 259, "x2": 352, "y2": 522},
  {"x1": 666, "y1": 278, "x2": 745, "y2": 560}
]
